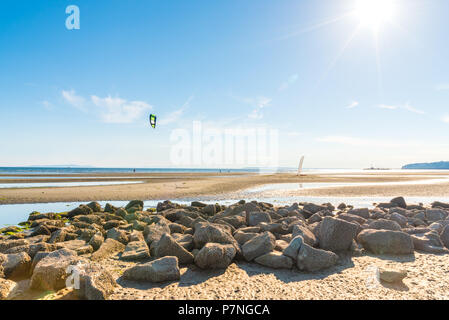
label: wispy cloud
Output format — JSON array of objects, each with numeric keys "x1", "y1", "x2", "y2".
[
  {"x1": 346, "y1": 101, "x2": 359, "y2": 109},
  {"x1": 316, "y1": 135, "x2": 419, "y2": 148},
  {"x1": 279, "y1": 74, "x2": 299, "y2": 92},
  {"x1": 378, "y1": 102, "x2": 425, "y2": 114},
  {"x1": 436, "y1": 83, "x2": 449, "y2": 91},
  {"x1": 41, "y1": 100, "x2": 53, "y2": 110},
  {"x1": 159, "y1": 95, "x2": 194, "y2": 126},
  {"x1": 248, "y1": 96, "x2": 272, "y2": 119},
  {"x1": 91, "y1": 95, "x2": 152, "y2": 123},
  {"x1": 62, "y1": 89, "x2": 86, "y2": 111}
]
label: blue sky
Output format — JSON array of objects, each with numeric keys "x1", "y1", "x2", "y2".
[{"x1": 1, "y1": 0, "x2": 449, "y2": 168}]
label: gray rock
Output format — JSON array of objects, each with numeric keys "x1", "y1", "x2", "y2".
[
  {"x1": 1, "y1": 252, "x2": 32, "y2": 279},
  {"x1": 194, "y1": 243, "x2": 236, "y2": 269},
  {"x1": 390, "y1": 197, "x2": 407, "y2": 209},
  {"x1": 337, "y1": 213, "x2": 366, "y2": 225},
  {"x1": 89, "y1": 233, "x2": 104, "y2": 251},
  {"x1": 247, "y1": 212, "x2": 272, "y2": 226},
  {"x1": 255, "y1": 251, "x2": 293, "y2": 269},
  {"x1": 368, "y1": 219, "x2": 402, "y2": 231},
  {"x1": 441, "y1": 225, "x2": 449, "y2": 249},
  {"x1": 318, "y1": 217, "x2": 359, "y2": 252},
  {"x1": 91, "y1": 239, "x2": 125, "y2": 261},
  {"x1": 106, "y1": 228, "x2": 129, "y2": 245},
  {"x1": 274, "y1": 240, "x2": 289, "y2": 252},
  {"x1": 297, "y1": 243, "x2": 338, "y2": 272},
  {"x1": 292, "y1": 225, "x2": 317, "y2": 247},
  {"x1": 193, "y1": 222, "x2": 239, "y2": 251},
  {"x1": 357, "y1": 229, "x2": 414, "y2": 255},
  {"x1": 390, "y1": 212, "x2": 408, "y2": 228},
  {"x1": 411, "y1": 232, "x2": 448, "y2": 253},
  {"x1": 347, "y1": 208, "x2": 370, "y2": 219},
  {"x1": 282, "y1": 236, "x2": 303, "y2": 260},
  {"x1": 30, "y1": 249, "x2": 82, "y2": 291},
  {"x1": 379, "y1": 268, "x2": 407, "y2": 283},
  {"x1": 123, "y1": 256, "x2": 180, "y2": 283},
  {"x1": 121, "y1": 241, "x2": 150, "y2": 261},
  {"x1": 242, "y1": 231, "x2": 276, "y2": 261},
  {"x1": 0, "y1": 278, "x2": 16, "y2": 300},
  {"x1": 143, "y1": 222, "x2": 171, "y2": 245},
  {"x1": 153, "y1": 233, "x2": 194, "y2": 264},
  {"x1": 233, "y1": 231, "x2": 258, "y2": 245},
  {"x1": 77, "y1": 263, "x2": 117, "y2": 300},
  {"x1": 426, "y1": 209, "x2": 447, "y2": 222}
]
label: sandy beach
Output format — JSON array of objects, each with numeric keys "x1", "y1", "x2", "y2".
[{"x1": 2, "y1": 170, "x2": 449, "y2": 205}]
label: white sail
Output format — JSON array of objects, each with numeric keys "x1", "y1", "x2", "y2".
[{"x1": 297, "y1": 156, "x2": 305, "y2": 176}]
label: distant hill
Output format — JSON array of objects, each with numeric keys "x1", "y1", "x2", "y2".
[{"x1": 402, "y1": 161, "x2": 449, "y2": 169}]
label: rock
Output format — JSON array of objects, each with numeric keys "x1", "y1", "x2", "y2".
[
  {"x1": 202, "y1": 204, "x2": 216, "y2": 216},
  {"x1": 292, "y1": 225, "x2": 317, "y2": 247},
  {"x1": 143, "y1": 222, "x2": 170, "y2": 245},
  {"x1": 336, "y1": 213, "x2": 366, "y2": 225},
  {"x1": 247, "y1": 212, "x2": 272, "y2": 226},
  {"x1": 368, "y1": 219, "x2": 402, "y2": 231},
  {"x1": 48, "y1": 229, "x2": 68, "y2": 243},
  {"x1": 76, "y1": 263, "x2": 117, "y2": 300},
  {"x1": 30, "y1": 249, "x2": 82, "y2": 291},
  {"x1": 68, "y1": 205, "x2": 93, "y2": 218},
  {"x1": 121, "y1": 241, "x2": 150, "y2": 261},
  {"x1": 106, "y1": 228, "x2": 129, "y2": 245},
  {"x1": 303, "y1": 203, "x2": 327, "y2": 214},
  {"x1": 411, "y1": 232, "x2": 448, "y2": 253},
  {"x1": 104, "y1": 203, "x2": 117, "y2": 213},
  {"x1": 390, "y1": 212, "x2": 408, "y2": 228},
  {"x1": 390, "y1": 197, "x2": 407, "y2": 209},
  {"x1": 282, "y1": 236, "x2": 303, "y2": 260},
  {"x1": 307, "y1": 213, "x2": 322, "y2": 224},
  {"x1": 347, "y1": 208, "x2": 370, "y2": 219},
  {"x1": 337, "y1": 203, "x2": 347, "y2": 210},
  {"x1": 318, "y1": 217, "x2": 359, "y2": 252},
  {"x1": 255, "y1": 251, "x2": 293, "y2": 269},
  {"x1": 379, "y1": 268, "x2": 407, "y2": 283},
  {"x1": 104, "y1": 220, "x2": 123, "y2": 230},
  {"x1": 56, "y1": 240, "x2": 88, "y2": 252},
  {"x1": 0, "y1": 239, "x2": 29, "y2": 253},
  {"x1": 242, "y1": 232, "x2": 276, "y2": 261},
  {"x1": 89, "y1": 233, "x2": 104, "y2": 251},
  {"x1": 194, "y1": 243, "x2": 236, "y2": 269},
  {"x1": 86, "y1": 201, "x2": 102, "y2": 212},
  {"x1": 441, "y1": 225, "x2": 449, "y2": 249},
  {"x1": 297, "y1": 243, "x2": 338, "y2": 272},
  {"x1": 425, "y1": 209, "x2": 447, "y2": 222},
  {"x1": 193, "y1": 222, "x2": 239, "y2": 250},
  {"x1": 125, "y1": 200, "x2": 144, "y2": 211},
  {"x1": 191, "y1": 201, "x2": 207, "y2": 208},
  {"x1": 0, "y1": 278, "x2": 16, "y2": 300},
  {"x1": 152, "y1": 233, "x2": 194, "y2": 264},
  {"x1": 432, "y1": 201, "x2": 449, "y2": 209},
  {"x1": 233, "y1": 231, "x2": 258, "y2": 245},
  {"x1": 357, "y1": 229, "x2": 414, "y2": 255},
  {"x1": 1, "y1": 252, "x2": 32, "y2": 279},
  {"x1": 123, "y1": 256, "x2": 180, "y2": 283},
  {"x1": 91, "y1": 239, "x2": 125, "y2": 261},
  {"x1": 129, "y1": 231, "x2": 145, "y2": 242}
]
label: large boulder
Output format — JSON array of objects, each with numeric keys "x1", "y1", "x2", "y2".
[
  {"x1": 30, "y1": 248, "x2": 82, "y2": 291},
  {"x1": 143, "y1": 221, "x2": 170, "y2": 245},
  {"x1": 318, "y1": 217, "x2": 358, "y2": 252},
  {"x1": 89, "y1": 233, "x2": 104, "y2": 251},
  {"x1": 390, "y1": 212, "x2": 408, "y2": 228},
  {"x1": 91, "y1": 239, "x2": 125, "y2": 261},
  {"x1": 123, "y1": 256, "x2": 180, "y2": 283},
  {"x1": 297, "y1": 243, "x2": 338, "y2": 272},
  {"x1": 1, "y1": 252, "x2": 32, "y2": 279},
  {"x1": 77, "y1": 263, "x2": 117, "y2": 300},
  {"x1": 0, "y1": 239, "x2": 29, "y2": 253},
  {"x1": 411, "y1": 232, "x2": 448, "y2": 254},
  {"x1": 390, "y1": 197, "x2": 407, "y2": 209},
  {"x1": 233, "y1": 231, "x2": 258, "y2": 245},
  {"x1": 194, "y1": 243, "x2": 236, "y2": 269},
  {"x1": 292, "y1": 225, "x2": 317, "y2": 247},
  {"x1": 368, "y1": 219, "x2": 402, "y2": 231},
  {"x1": 254, "y1": 251, "x2": 293, "y2": 269},
  {"x1": 106, "y1": 228, "x2": 129, "y2": 245},
  {"x1": 282, "y1": 236, "x2": 303, "y2": 260},
  {"x1": 441, "y1": 225, "x2": 449, "y2": 249},
  {"x1": 247, "y1": 212, "x2": 271, "y2": 226},
  {"x1": 242, "y1": 232, "x2": 276, "y2": 261},
  {"x1": 121, "y1": 241, "x2": 150, "y2": 261},
  {"x1": 357, "y1": 229, "x2": 414, "y2": 255},
  {"x1": 347, "y1": 208, "x2": 370, "y2": 219},
  {"x1": 152, "y1": 233, "x2": 194, "y2": 264},
  {"x1": 193, "y1": 222, "x2": 239, "y2": 251}
]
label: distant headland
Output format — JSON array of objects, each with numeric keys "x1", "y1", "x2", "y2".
[{"x1": 402, "y1": 161, "x2": 449, "y2": 169}]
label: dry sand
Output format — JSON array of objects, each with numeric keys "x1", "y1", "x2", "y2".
[{"x1": 2, "y1": 171, "x2": 449, "y2": 205}]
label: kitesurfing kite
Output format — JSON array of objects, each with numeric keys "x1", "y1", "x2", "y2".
[
  {"x1": 149, "y1": 114, "x2": 157, "y2": 128},
  {"x1": 297, "y1": 156, "x2": 305, "y2": 176}
]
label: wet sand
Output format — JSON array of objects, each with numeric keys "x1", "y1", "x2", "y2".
[{"x1": 1, "y1": 171, "x2": 449, "y2": 205}]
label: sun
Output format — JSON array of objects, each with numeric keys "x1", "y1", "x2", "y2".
[{"x1": 355, "y1": 0, "x2": 396, "y2": 31}]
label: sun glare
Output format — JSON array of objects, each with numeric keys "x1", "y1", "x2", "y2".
[{"x1": 355, "y1": 0, "x2": 396, "y2": 31}]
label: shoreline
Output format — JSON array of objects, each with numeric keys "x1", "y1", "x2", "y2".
[{"x1": 1, "y1": 171, "x2": 449, "y2": 205}]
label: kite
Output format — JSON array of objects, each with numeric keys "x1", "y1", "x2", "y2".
[{"x1": 149, "y1": 114, "x2": 157, "y2": 128}]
